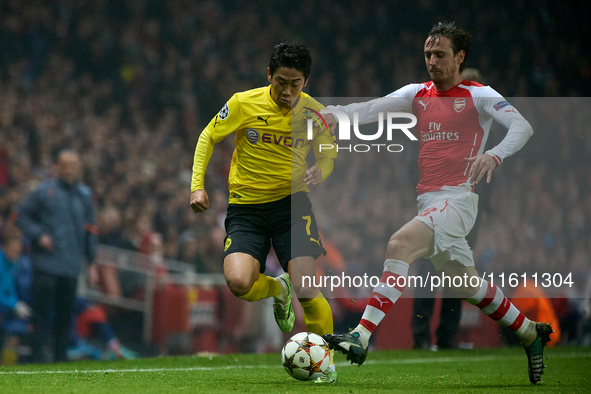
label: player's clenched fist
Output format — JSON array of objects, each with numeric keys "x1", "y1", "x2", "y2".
[
  {"x1": 190, "y1": 189, "x2": 210, "y2": 212},
  {"x1": 304, "y1": 165, "x2": 322, "y2": 186}
]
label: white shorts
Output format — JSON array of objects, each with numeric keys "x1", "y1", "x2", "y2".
[{"x1": 414, "y1": 185, "x2": 479, "y2": 271}]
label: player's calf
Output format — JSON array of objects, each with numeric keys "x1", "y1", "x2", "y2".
[
  {"x1": 384, "y1": 219, "x2": 434, "y2": 263},
  {"x1": 465, "y1": 279, "x2": 532, "y2": 337},
  {"x1": 439, "y1": 262, "x2": 481, "y2": 299},
  {"x1": 289, "y1": 256, "x2": 320, "y2": 300},
  {"x1": 443, "y1": 276, "x2": 481, "y2": 299}
]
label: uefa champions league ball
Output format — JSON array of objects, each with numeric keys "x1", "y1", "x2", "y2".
[{"x1": 281, "y1": 332, "x2": 330, "y2": 381}]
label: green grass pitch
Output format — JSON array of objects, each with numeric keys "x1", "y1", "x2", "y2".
[{"x1": 1, "y1": 347, "x2": 589, "y2": 393}]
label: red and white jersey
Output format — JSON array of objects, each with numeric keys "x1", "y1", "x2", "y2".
[{"x1": 324, "y1": 80, "x2": 533, "y2": 195}]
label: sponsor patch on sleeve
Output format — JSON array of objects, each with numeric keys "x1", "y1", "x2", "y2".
[{"x1": 493, "y1": 100, "x2": 510, "y2": 111}]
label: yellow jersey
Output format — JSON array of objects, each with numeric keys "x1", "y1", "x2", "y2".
[{"x1": 191, "y1": 86, "x2": 337, "y2": 204}]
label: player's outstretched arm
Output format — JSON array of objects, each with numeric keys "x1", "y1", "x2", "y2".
[
  {"x1": 190, "y1": 189, "x2": 209, "y2": 212},
  {"x1": 318, "y1": 84, "x2": 418, "y2": 131},
  {"x1": 190, "y1": 128, "x2": 215, "y2": 213},
  {"x1": 190, "y1": 95, "x2": 243, "y2": 213}
]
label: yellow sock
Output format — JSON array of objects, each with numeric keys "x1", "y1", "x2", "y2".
[
  {"x1": 238, "y1": 273, "x2": 282, "y2": 302},
  {"x1": 300, "y1": 293, "x2": 333, "y2": 336},
  {"x1": 300, "y1": 294, "x2": 334, "y2": 367}
]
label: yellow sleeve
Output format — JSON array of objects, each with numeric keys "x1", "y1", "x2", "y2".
[
  {"x1": 191, "y1": 95, "x2": 244, "y2": 192},
  {"x1": 316, "y1": 157, "x2": 334, "y2": 182},
  {"x1": 313, "y1": 129, "x2": 337, "y2": 183},
  {"x1": 302, "y1": 95, "x2": 337, "y2": 184},
  {"x1": 191, "y1": 128, "x2": 215, "y2": 191}
]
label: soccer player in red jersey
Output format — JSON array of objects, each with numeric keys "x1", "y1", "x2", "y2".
[{"x1": 321, "y1": 22, "x2": 553, "y2": 384}]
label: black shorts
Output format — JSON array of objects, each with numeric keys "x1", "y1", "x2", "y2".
[{"x1": 223, "y1": 192, "x2": 326, "y2": 272}]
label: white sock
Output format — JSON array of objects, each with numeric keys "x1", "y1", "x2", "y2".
[
  {"x1": 519, "y1": 320, "x2": 537, "y2": 347},
  {"x1": 355, "y1": 259, "x2": 409, "y2": 348},
  {"x1": 351, "y1": 324, "x2": 372, "y2": 349},
  {"x1": 276, "y1": 276, "x2": 288, "y2": 301}
]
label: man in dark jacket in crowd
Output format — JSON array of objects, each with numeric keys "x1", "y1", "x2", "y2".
[{"x1": 17, "y1": 150, "x2": 98, "y2": 363}]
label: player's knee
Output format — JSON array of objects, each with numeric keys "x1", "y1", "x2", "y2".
[
  {"x1": 385, "y1": 231, "x2": 412, "y2": 261},
  {"x1": 225, "y1": 275, "x2": 253, "y2": 297}
]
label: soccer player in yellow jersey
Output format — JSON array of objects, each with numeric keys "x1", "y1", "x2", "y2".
[{"x1": 190, "y1": 43, "x2": 338, "y2": 383}]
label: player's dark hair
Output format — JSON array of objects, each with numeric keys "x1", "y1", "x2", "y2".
[
  {"x1": 427, "y1": 21, "x2": 472, "y2": 72},
  {"x1": 268, "y1": 42, "x2": 312, "y2": 80}
]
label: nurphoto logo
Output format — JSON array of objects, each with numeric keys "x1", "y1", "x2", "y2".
[{"x1": 305, "y1": 108, "x2": 418, "y2": 153}]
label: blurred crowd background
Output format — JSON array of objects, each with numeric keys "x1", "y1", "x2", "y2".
[{"x1": 1, "y1": 0, "x2": 590, "y2": 358}]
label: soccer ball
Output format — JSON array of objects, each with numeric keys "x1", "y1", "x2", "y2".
[{"x1": 281, "y1": 332, "x2": 330, "y2": 381}]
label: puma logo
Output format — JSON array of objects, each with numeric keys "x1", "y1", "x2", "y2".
[
  {"x1": 257, "y1": 116, "x2": 270, "y2": 125},
  {"x1": 372, "y1": 295, "x2": 388, "y2": 309},
  {"x1": 418, "y1": 100, "x2": 429, "y2": 111},
  {"x1": 309, "y1": 237, "x2": 321, "y2": 247}
]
